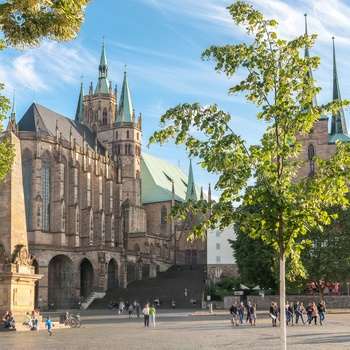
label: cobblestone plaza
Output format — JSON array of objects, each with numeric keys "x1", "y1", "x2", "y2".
[{"x1": 1, "y1": 310, "x2": 350, "y2": 349}]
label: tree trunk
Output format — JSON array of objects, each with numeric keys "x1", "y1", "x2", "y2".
[{"x1": 279, "y1": 252, "x2": 286, "y2": 350}]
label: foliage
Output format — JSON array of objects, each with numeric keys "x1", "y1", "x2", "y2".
[
  {"x1": 229, "y1": 204, "x2": 278, "y2": 291},
  {"x1": 205, "y1": 276, "x2": 241, "y2": 301},
  {"x1": 149, "y1": 2, "x2": 350, "y2": 346},
  {"x1": 0, "y1": 0, "x2": 92, "y2": 181},
  {"x1": 0, "y1": 83, "x2": 14, "y2": 181},
  {"x1": 301, "y1": 197, "x2": 350, "y2": 295},
  {"x1": 0, "y1": 0, "x2": 92, "y2": 48}
]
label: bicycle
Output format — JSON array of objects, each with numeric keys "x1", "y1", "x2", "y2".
[{"x1": 64, "y1": 313, "x2": 81, "y2": 328}]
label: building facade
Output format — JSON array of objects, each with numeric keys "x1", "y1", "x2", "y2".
[{"x1": 1, "y1": 44, "x2": 207, "y2": 309}]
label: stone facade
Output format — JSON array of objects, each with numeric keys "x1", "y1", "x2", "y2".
[{"x1": 0, "y1": 45, "x2": 207, "y2": 310}]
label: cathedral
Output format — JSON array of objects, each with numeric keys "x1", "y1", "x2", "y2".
[{"x1": 0, "y1": 43, "x2": 208, "y2": 309}]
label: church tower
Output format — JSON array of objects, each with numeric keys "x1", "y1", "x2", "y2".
[
  {"x1": 75, "y1": 42, "x2": 144, "y2": 248},
  {"x1": 76, "y1": 41, "x2": 118, "y2": 136}
]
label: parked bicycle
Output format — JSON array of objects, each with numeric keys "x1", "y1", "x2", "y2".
[{"x1": 64, "y1": 312, "x2": 81, "y2": 328}]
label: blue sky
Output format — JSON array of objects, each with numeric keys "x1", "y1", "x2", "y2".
[{"x1": 2, "y1": 0, "x2": 350, "y2": 199}]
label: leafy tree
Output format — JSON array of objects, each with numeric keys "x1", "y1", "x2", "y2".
[
  {"x1": 301, "y1": 199, "x2": 350, "y2": 298},
  {"x1": 149, "y1": 2, "x2": 350, "y2": 348},
  {"x1": 0, "y1": 0, "x2": 92, "y2": 48},
  {"x1": 0, "y1": 83, "x2": 13, "y2": 181},
  {"x1": 0, "y1": 0, "x2": 92, "y2": 181},
  {"x1": 229, "y1": 207, "x2": 278, "y2": 292}
]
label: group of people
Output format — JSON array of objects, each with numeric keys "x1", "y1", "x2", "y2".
[
  {"x1": 108, "y1": 300, "x2": 142, "y2": 318},
  {"x1": 229, "y1": 301, "x2": 257, "y2": 326},
  {"x1": 107, "y1": 300, "x2": 158, "y2": 327},
  {"x1": 22, "y1": 310, "x2": 40, "y2": 330},
  {"x1": 270, "y1": 300, "x2": 326, "y2": 327},
  {"x1": 2, "y1": 310, "x2": 16, "y2": 330}
]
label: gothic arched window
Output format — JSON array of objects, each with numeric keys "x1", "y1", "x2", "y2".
[
  {"x1": 161, "y1": 206, "x2": 167, "y2": 225},
  {"x1": 103, "y1": 108, "x2": 107, "y2": 125},
  {"x1": 41, "y1": 152, "x2": 51, "y2": 231},
  {"x1": 308, "y1": 144, "x2": 315, "y2": 175},
  {"x1": 22, "y1": 150, "x2": 33, "y2": 230}
]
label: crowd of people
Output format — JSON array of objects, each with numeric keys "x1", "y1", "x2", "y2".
[
  {"x1": 269, "y1": 300, "x2": 326, "y2": 327},
  {"x1": 1, "y1": 309, "x2": 41, "y2": 331},
  {"x1": 229, "y1": 299, "x2": 326, "y2": 327},
  {"x1": 229, "y1": 301, "x2": 257, "y2": 326},
  {"x1": 107, "y1": 299, "x2": 157, "y2": 326}
]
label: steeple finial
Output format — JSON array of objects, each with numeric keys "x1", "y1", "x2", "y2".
[
  {"x1": 330, "y1": 37, "x2": 348, "y2": 136},
  {"x1": 94, "y1": 40, "x2": 110, "y2": 94}
]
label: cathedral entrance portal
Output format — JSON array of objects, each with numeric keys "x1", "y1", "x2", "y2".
[
  {"x1": 185, "y1": 249, "x2": 197, "y2": 265},
  {"x1": 48, "y1": 255, "x2": 75, "y2": 309},
  {"x1": 107, "y1": 259, "x2": 119, "y2": 288},
  {"x1": 80, "y1": 258, "x2": 94, "y2": 299}
]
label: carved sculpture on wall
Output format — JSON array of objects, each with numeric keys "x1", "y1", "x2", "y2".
[{"x1": 13, "y1": 245, "x2": 34, "y2": 266}]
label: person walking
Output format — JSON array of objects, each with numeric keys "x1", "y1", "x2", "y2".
[
  {"x1": 142, "y1": 303, "x2": 150, "y2": 327},
  {"x1": 269, "y1": 302, "x2": 277, "y2": 327},
  {"x1": 246, "y1": 301, "x2": 252, "y2": 324},
  {"x1": 172, "y1": 300, "x2": 176, "y2": 309},
  {"x1": 238, "y1": 302, "x2": 245, "y2": 325},
  {"x1": 250, "y1": 303, "x2": 257, "y2": 326},
  {"x1": 45, "y1": 317, "x2": 53, "y2": 336},
  {"x1": 229, "y1": 302, "x2": 239, "y2": 326},
  {"x1": 149, "y1": 304, "x2": 156, "y2": 327},
  {"x1": 317, "y1": 300, "x2": 326, "y2": 326}
]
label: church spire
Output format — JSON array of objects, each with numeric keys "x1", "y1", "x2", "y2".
[
  {"x1": 75, "y1": 81, "x2": 84, "y2": 123},
  {"x1": 94, "y1": 40, "x2": 110, "y2": 94},
  {"x1": 116, "y1": 67, "x2": 133, "y2": 122},
  {"x1": 304, "y1": 14, "x2": 318, "y2": 108},
  {"x1": 330, "y1": 37, "x2": 348, "y2": 136},
  {"x1": 185, "y1": 159, "x2": 198, "y2": 201},
  {"x1": 10, "y1": 89, "x2": 16, "y2": 122}
]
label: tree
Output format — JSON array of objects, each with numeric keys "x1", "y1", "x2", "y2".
[
  {"x1": 229, "y1": 205, "x2": 278, "y2": 292},
  {"x1": 149, "y1": 2, "x2": 350, "y2": 349},
  {"x1": 0, "y1": 0, "x2": 92, "y2": 47},
  {"x1": 301, "y1": 199, "x2": 350, "y2": 298},
  {"x1": 0, "y1": 0, "x2": 92, "y2": 181}
]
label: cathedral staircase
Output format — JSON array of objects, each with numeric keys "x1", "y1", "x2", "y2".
[{"x1": 89, "y1": 264, "x2": 207, "y2": 310}]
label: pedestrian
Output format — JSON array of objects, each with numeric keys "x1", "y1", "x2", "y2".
[
  {"x1": 295, "y1": 301, "x2": 305, "y2": 325},
  {"x1": 287, "y1": 301, "x2": 294, "y2": 326},
  {"x1": 306, "y1": 302, "x2": 313, "y2": 325},
  {"x1": 118, "y1": 301, "x2": 124, "y2": 315},
  {"x1": 250, "y1": 303, "x2": 257, "y2": 326},
  {"x1": 149, "y1": 304, "x2": 156, "y2": 327},
  {"x1": 317, "y1": 300, "x2": 326, "y2": 325},
  {"x1": 172, "y1": 300, "x2": 176, "y2": 309},
  {"x1": 128, "y1": 304, "x2": 133, "y2": 318},
  {"x1": 136, "y1": 303, "x2": 141, "y2": 318},
  {"x1": 229, "y1": 302, "x2": 239, "y2": 326},
  {"x1": 246, "y1": 301, "x2": 252, "y2": 324},
  {"x1": 45, "y1": 317, "x2": 53, "y2": 336},
  {"x1": 269, "y1": 302, "x2": 277, "y2": 327},
  {"x1": 184, "y1": 288, "x2": 187, "y2": 297},
  {"x1": 142, "y1": 303, "x2": 150, "y2": 327},
  {"x1": 311, "y1": 302, "x2": 318, "y2": 325},
  {"x1": 238, "y1": 302, "x2": 245, "y2": 325}
]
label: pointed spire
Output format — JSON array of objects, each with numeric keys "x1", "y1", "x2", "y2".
[
  {"x1": 10, "y1": 89, "x2": 16, "y2": 122},
  {"x1": 330, "y1": 37, "x2": 348, "y2": 136},
  {"x1": 116, "y1": 68, "x2": 133, "y2": 122},
  {"x1": 304, "y1": 14, "x2": 318, "y2": 108},
  {"x1": 75, "y1": 80, "x2": 84, "y2": 122},
  {"x1": 94, "y1": 40, "x2": 110, "y2": 94},
  {"x1": 185, "y1": 159, "x2": 198, "y2": 201}
]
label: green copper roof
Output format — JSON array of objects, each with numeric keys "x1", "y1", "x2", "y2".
[
  {"x1": 116, "y1": 71, "x2": 133, "y2": 122},
  {"x1": 94, "y1": 42, "x2": 110, "y2": 94},
  {"x1": 141, "y1": 153, "x2": 204, "y2": 204},
  {"x1": 75, "y1": 82, "x2": 84, "y2": 122},
  {"x1": 329, "y1": 133, "x2": 350, "y2": 143},
  {"x1": 330, "y1": 37, "x2": 348, "y2": 137},
  {"x1": 185, "y1": 159, "x2": 198, "y2": 201}
]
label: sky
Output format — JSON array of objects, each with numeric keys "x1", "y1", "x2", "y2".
[{"x1": 2, "y1": 0, "x2": 350, "y2": 200}]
